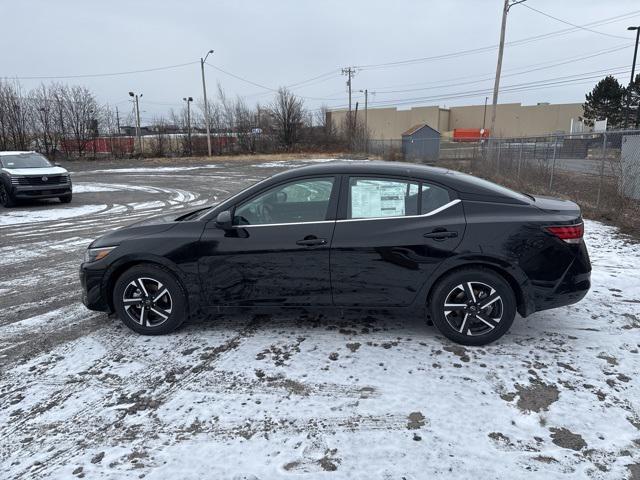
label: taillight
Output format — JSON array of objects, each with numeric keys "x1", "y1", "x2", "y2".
[{"x1": 544, "y1": 223, "x2": 584, "y2": 244}]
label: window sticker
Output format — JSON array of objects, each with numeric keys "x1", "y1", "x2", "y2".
[{"x1": 351, "y1": 182, "x2": 406, "y2": 218}]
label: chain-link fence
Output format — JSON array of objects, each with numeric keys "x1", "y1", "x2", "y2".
[{"x1": 367, "y1": 130, "x2": 640, "y2": 235}]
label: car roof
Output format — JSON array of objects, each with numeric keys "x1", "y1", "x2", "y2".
[
  {"x1": 0, "y1": 151, "x2": 35, "y2": 156},
  {"x1": 272, "y1": 160, "x2": 453, "y2": 180},
  {"x1": 269, "y1": 160, "x2": 530, "y2": 203}
]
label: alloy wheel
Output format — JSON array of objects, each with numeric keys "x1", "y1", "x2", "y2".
[
  {"x1": 443, "y1": 281, "x2": 503, "y2": 337},
  {"x1": 122, "y1": 277, "x2": 173, "y2": 327}
]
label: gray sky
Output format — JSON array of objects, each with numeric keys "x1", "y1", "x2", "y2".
[{"x1": 2, "y1": 0, "x2": 639, "y2": 124}]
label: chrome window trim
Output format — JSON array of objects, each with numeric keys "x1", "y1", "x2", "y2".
[
  {"x1": 337, "y1": 198, "x2": 461, "y2": 223},
  {"x1": 237, "y1": 220, "x2": 336, "y2": 228},
  {"x1": 234, "y1": 199, "x2": 461, "y2": 228}
]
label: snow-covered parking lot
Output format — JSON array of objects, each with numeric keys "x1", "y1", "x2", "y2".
[{"x1": 1, "y1": 157, "x2": 639, "y2": 479}]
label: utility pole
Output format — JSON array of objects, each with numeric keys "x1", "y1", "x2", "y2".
[
  {"x1": 342, "y1": 67, "x2": 355, "y2": 112},
  {"x1": 482, "y1": 96, "x2": 488, "y2": 131},
  {"x1": 129, "y1": 91, "x2": 143, "y2": 154},
  {"x1": 624, "y1": 26, "x2": 640, "y2": 129},
  {"x1": 116, "y1": 106, "x2": 121, "y2": 135},
  {"x1": 201, "y1": 49, "x2": 214, "y2": 156},
  {"x1": 183, "y1": 96, "x2": 193, "y2": 156},
  {"x1": 489, "y1": 0, "x2": 526, "y2": 137},
  {"x1": 342, "y1": 67, "x2": 356, "y2": 140}
]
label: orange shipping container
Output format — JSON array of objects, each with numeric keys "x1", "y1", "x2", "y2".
[{"x1": 453, "y1": 128, "x2": 490, "y2": 142}]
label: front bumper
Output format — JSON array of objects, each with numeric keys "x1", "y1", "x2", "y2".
[
  {"x1": 79, "y1": 262, "x2": 110, "y2": 312},
  {"x1": 12, "y1": 184, "x2": 71, "y2": 199}
]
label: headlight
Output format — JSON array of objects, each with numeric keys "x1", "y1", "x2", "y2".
[{"x1": 84, "y1": 246, "x2": 117, "y2": 263}]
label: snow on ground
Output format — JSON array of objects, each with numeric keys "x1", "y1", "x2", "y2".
[
  {"x1": 0, "y1": 160, "x2": 638, "y2": 478},
  {"x1": 252, "y1": 158, "x2": 350, "y2": 168},
  {"x1": 72, "y1": 183, "x2": 123, "y2": 193},
  {"x1": 1, "y1": 218, "x2": 639, "y2": 480},
  {"x1": 90, "y1": 165, "x2": 221, "y2": 174},
  {"x1": 0, "y1": 204, "x2": 107, "y2": 226}
]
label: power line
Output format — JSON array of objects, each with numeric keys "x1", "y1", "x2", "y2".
[
  {"x1": 205, "y1": 62, "x2": 278, "y2": 92},
  {"x1": 373, "y1": 45, "x2": 631, "y2": 95},
  {"x1": 5, "y1": 61, "x2": 200, "y2": 80},
  {"x1": 354, "y1": 10, "x2": 640, "y2": 71},
  {"x1": 313, "y1": 66, "x2": 630, "y2": 114},
  {"x1": 521, "y1": 3, "x2": 631, "y2": 40},
  {"x1": 206, "y1": 62, "x2": 348, "y2": 102},
  {"x1": 366, "y1": 67, "x2": 630, "y2": 108}
]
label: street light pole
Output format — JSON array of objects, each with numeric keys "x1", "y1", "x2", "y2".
[
  {"x1": 183, "y1": 96, "x2": 193, "y2": 156},
  {"x1": 129, "y1": 91, "x2": 143, "y2": 155},
  {"x1": 624, "y1": 26, "x2": 640, "y2": 129},
  {"x1": 201, "y1": 49, "x2": 214, "y2": 157},
  {"x1": 359, "y1": 89, "x2": 368, "y2": 133}
]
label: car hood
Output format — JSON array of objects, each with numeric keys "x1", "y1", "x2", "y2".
[
  {"x1": 2, "y1": 166, "x2": 68, "y2": 176},
  {"x1": 89, "y1": 207, "x2": 209, "y2": 248},
  {"x1": 130, "y1": 206, "x2": 211, "y2": 227}
]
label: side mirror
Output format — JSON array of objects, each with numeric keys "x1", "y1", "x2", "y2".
[
  {"x1": 54, "y1": 162, "x2": 61, "y2": 167},
  {"x1": 215, "y1": 210, "x2": 233, "y2": 230}
]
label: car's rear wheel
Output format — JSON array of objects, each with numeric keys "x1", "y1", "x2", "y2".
[
  {"x1": 59, "y1": 193, "x2": 72, "y2": 203},
  {"x1": 429, "y1": 268, "x2": 516, "y2": 346},
  {"x1": 0, "y1": 184, "x2": 16, "y2": 207},
  {"x1": 113, "y1": 264, "x2": 187, "y2": 335}
]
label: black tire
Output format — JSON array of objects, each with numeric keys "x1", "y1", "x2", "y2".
[
  {"x1": 112, "y1": 264, "x2": 188, "y2": 335},
  {"x1": 429, "y1": 268, "x2": 516, "y2": 346},
  {"x1": 0, "y1": 184, "x2": 16, "y2": 207},
  {"x1": 59, "y1": 193, "x2": 72, "y2": 204}
]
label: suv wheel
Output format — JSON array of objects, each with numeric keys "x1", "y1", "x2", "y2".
[
  {"x1": 429, "y1": 268, "x2": 516, "y2": 346},
  {"x1": 113, "y1": 264, "x2": 188, "y2": 335},
  {"x1": 59, "y1": 193, "x2": 72, "y2": 204},
  {"x1": 0, "y1": 184, "x2": 16, "y2": 207}
]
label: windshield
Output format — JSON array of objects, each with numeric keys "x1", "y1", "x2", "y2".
[{"x1": 0, "y1": 153, "x2": 52, "y2": 169}]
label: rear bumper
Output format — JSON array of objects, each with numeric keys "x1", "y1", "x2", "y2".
[
  {"x1": 529, "y1": 251, "x2": 591, "y2": 314},
  {"x1": 79, "y1": 262, "x2": 110, "y2": 312},
  {"x1": 12, "y1": 184, "x2": 72, "y2": 199},
  {"x1": 531, "y1": 271, "x2": 590, "y2": 313}
]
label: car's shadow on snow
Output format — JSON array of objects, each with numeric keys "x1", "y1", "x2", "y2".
[{"x1": 158, "y1": 307, "x2": 564, "y2": 349}]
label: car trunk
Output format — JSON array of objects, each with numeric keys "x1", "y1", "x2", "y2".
[{"x1": 532, "y1": 195, "x2": 581, "y2": 220}]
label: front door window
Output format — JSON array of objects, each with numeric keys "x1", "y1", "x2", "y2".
[{"x1": 234, "y1": 177, "x2": 335, "y2": 225}]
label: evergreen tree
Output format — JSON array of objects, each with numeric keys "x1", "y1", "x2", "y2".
[{"x1": 583, "y1": 75, "x2": 625, "y2": 128}]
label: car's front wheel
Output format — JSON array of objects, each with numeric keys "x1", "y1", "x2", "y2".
[
  {"x1": 429, "y1": 268, "x2": 516, "y2": 346},
  {"x1": 112, "y1": 264, "x2": 187, "y2": 335},
  {"x1": 0, "y1": 184, "x2": 16, "y2": 207},
  {"x1": 59, "y1": 193, "x2": 72, "y2": 204}
]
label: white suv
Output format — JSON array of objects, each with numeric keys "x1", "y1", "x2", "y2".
[{"x1": 0, "y1": 151, "x2": 72, "y2": 207}]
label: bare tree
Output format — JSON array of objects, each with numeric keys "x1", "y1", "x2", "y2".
[
  {"x1": 0, "y1": 80, "x2": 30, "y2": 150},
  {"x1": 149, "y1": 115, "x2": 170, "y2": 157},
  {"x1": 63, "y1": 85, "x2": 99, "y2": 156},
  {"x1": 270, "y1": 87, "x2": 304, "y2": 149}
]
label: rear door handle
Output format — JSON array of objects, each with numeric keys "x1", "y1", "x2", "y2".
[
  {"x1": 424, "y1": 230, "x2": 458, "y2": 240},
  {"x1": 296, "y1": 237, "x2": 327, "y2": 246}
]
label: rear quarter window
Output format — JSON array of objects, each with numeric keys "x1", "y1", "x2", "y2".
[{"x1": 451, "y1": 171, "x2": 531, "y2": 203}]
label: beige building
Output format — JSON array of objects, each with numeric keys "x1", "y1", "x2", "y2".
[{"x1": 327, "y1": 102, "x2": 583, "y2": 139}]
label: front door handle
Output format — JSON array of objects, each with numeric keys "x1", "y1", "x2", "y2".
[
  {"x1": 296, "y1": 237, "x2": 327, "y2": 246},
  {"x1": 424, "y1": 230, "x2": 458, "y2": 240}
]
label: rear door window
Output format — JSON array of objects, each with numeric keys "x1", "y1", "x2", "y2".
[
  {"x1": 421, "y1": 183, "x2": 451, "y2": 213},
  {"x1": 348, "y1": 177, "x2": 419, "y2": 219}
]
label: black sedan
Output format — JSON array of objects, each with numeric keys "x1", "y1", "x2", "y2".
[{"x1": 80, "y1": 161, "x2": 591, "y2": 346}]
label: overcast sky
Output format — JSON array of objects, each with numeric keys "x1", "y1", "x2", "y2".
[{"x1": 2, "y1": 0, "x2": 639, "y2": 124}]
